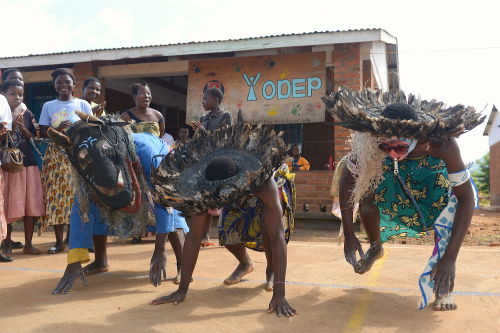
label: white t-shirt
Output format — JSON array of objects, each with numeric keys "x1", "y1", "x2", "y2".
[
  {"x1": 161, "y1": 133, "x2": 174, "y2": 146},
  {"x1": 39, "y1": 98, "x2": 92, "y2": 128},
  {"x1": 0, "y1": 94, "x2": 13, "y2": 166}
]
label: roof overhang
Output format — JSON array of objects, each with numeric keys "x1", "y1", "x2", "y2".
[
  {"x1": 483, "y1": 105, "x2": 498, "y2": 136},
  {"x1": 0, "y1": 29, "x2": 397, "y2": 68}
]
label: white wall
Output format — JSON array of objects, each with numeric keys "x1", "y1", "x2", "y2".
[
  {"x1": 370, "y1": 41, "x2": 389, "y2": 92},
  {"x1": 488, "y1": 110, "x2": 500, "y2": 146}
]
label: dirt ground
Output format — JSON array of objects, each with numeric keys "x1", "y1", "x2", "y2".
[{"x1": 1, "y1": 211, "x2": 500, "y2": 333}]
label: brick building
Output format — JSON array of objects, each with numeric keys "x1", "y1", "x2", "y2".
[
  {"x1": 0, "y1": 29, "x2": 399, "y2": 217},
  {"x1": 483, "y1": 105, "x2": 499, "y2": 204}
]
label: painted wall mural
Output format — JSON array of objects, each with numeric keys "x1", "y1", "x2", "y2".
[{"x1": 186, "y1": 52, "x2": 326, "y2": 124}]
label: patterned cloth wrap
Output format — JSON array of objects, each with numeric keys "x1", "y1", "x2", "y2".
[
  {"x1": 130, "y1": 121, "x2": 160, "y2": 137},
  {"x1": 218, "y1": 164, "x2": 296, "y2": 251},
  {"x1": 418, "y1": 164, "x2": 475, "y2": 309},
  {"x1": 373, "y1": 156, "x2": 474, "y2": 309},
  {"x1": 376, "y1": 156, "x2": 450, "y2": 241}
]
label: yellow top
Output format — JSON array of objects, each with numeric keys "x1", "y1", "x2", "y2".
[
  {"x1": 90, "y1": 101, "x2": 107, "y2": 116},
  {"x1": 286, "y1": 156, "x2": 310, "y2": 171}
]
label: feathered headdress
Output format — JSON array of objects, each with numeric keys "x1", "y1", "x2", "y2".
[
  {"x1": 321, "y1": 87, "x2": 486, "y2": 143},
  {"x1": 151, "y1": 111, "x2": 288, "y2": 215}
]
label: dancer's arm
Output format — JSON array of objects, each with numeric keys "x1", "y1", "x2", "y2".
[
  {"x1": 150, "y1": 233, "x2": 168, "y2": 287},
  {"x1": 150, "y1": 211, "x2": 208, "y2": 305},
  {"x1": 428, "y1": 139, "x2": 474, "y2": 297},
  {"x1": 255, "y1": 179, "x2": 297, "y2": 317}
]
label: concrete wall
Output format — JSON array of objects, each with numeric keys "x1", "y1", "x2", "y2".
[{"x1": 490, "y1": 141, "x2": 500, "y2": 205}]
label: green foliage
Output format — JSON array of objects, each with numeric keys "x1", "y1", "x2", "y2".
[{"x1": 472, "y1": 152, "x2": 490, "y2": 194}]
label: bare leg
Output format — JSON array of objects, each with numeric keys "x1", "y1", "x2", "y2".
[
  {"x1": 64, "y1": 224, "x2": 70, "y2": 244},
  {"x1": 150, "y1": 211, "x2": 208, "y2": 305},
  {"x1": 254, "y1": 179, "x2": 297, "y2": 316},
  {"x1": 223, "y1": 243, "x2": 255, "y2": 285},
  {"x1": 2, "y1": 224, "x2": 13, "y2": 256},
  {"x1": 169, "y1": 229, "x2": 193, "y2": 284},
  {"x1": 201, "y1": 214, "x2": 212, "y2": 246},
  {"x1": 23, "y1": 216, "x2": 43, "y2": 254},
  {"x1": 83, "y1": 235, "x2": 109, "y2": 275},
  {"x1": 260, "y1": 205, "x2": 274, "y2": 291},
  {"x1": 53, "y1": 224, "x2": 65, "y2": 252},
  {"x1": 356, "y1": 192, "x2": 384, "y2": 274}
]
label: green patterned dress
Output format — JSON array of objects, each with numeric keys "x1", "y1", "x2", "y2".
[{"x1": 375, "y1": 156, "x2": 451, "y2": 242}]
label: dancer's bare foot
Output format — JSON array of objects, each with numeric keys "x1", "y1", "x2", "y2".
[
  {"x1": 223, "y1": 261, "x2": 255, "y2": 285},
  {"x1": 434, "y1": 293, "x2": 458, "y2": 311},
  {"x1": 23, "y1": 245, "x2": 43, "y2": 254},
  {"x1": 355, "y1": 242, "x2": 384, "y2": 274},
  {"x1": 83, "y1": 261, "x2": 109, "y2": 276},
  {"x1": 265, "y1": 268, "x2": 274, "y2": 291}
]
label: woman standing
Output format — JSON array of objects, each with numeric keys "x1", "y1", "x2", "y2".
[
  {"x1": 1, "y1": 68, "x2": 26, "y2": 250},
  {"x1": 120, "y1": 82, "x2": 165, "y2": 137},
  {"x1": 38, "y1": 68, "x2": 92, "y2": 254},
  {"x1": 0, "y1": 80, "x2": 45, "y2": 260},
  {"x1": 121, "y1": 83, "x2": 165, "y2": 244},
  {"x1": 81, "y1": 77, "x2": 106, "y2": 116}
]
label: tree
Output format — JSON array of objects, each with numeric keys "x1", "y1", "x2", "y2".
[{"x1": 472, "y1": 152, "x2": 490, "y2": 194}]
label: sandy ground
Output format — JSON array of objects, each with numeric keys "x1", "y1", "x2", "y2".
[{"x1": 1, "y1": 223, "x2": 500, "y2": 333}]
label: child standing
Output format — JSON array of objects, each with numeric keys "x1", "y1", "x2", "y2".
[
  {"x1": 191, "y1": 88, "x2": 232, "y2": 246},
  {"x1": 0, "y1": 79, "x2": 45, "y2": 260},
  {"x1": 38, "y1": 68, "x2": 92, "y2": 254}
]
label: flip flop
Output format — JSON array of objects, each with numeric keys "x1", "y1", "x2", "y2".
[
  {"x1": 0, "y1": 253, "x2": 13, "y2": 262},
  {"x1": 48, "y1": 247, "x2": 63, "y2": 254},
  {"x1": 130, "y1": 238, "x2": 141, "y2": 244},
  {"x1": 1, "y1": 241, "x2": 23, "y2": 249},
  {"x1": 201, "y1": 242, "x2": 215, "y2": 248},
  {"x1": 12, "y1": 241, "x2": 23, "y2": 249}
]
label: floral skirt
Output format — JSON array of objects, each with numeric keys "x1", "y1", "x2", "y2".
[
  {"x1": 218, "y1": 164, "x2": 296, "y2": 252},
  {"x1": 38, "y1": 145, "x2": 74, "y2": 234}
]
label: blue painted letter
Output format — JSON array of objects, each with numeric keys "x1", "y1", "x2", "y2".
[
  {"x1": 262, "y1": 80, "x2": 276, "y2": 100},
  {"x1": 307, "y1": 77, "x2": 322, "y2": 97},
  {"x1": 292, "y1": 78, "x2": 306, "y2": 98},
  {"x1": 277, "y1": 80, "x2": 291, "y2": 100}
]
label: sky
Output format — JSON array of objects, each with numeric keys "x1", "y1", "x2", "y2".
[{"x1": 1, "y1": 0, "x2": 498, "y2": 163}]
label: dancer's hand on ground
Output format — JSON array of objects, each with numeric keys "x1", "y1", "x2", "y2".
[
  {"x1": 150, "y1": 289, "x2": 187, "y2": 305},
  {"x1": 267, "y1": 294, "x2": 297, "y2": 317},
  {"x1": 344, "y1": 235, "x2": 364, "y2": 270},
  {"x1": 431, "y1": 257, "x2": 456, "y2": 297},
  {"x1": 52, "y1": 262, "x2": 89, "y2": 295},
  {"x1": 150, "y1": 251, "x2": 167, "y2": 287}
]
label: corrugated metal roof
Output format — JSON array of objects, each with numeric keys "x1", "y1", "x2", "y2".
[{"x1": 0, "y1": 28, "x2": 393, "y2": 60}]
